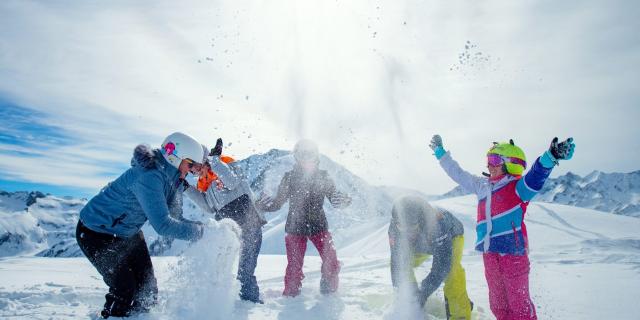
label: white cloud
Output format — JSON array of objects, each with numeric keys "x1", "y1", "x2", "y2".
[{"x1": 0, "y1": 0, "x2": 638, "y2": 195}]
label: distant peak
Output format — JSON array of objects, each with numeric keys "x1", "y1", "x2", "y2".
[
  {"x1": 266, "y1": 148, "x2": 290, "y2": 155},
  {"x1": 564, "y1": 171, "x2": 581, "y2": 179},
  {"x1": 584, "y1": 170, "x2": 602, "y2": 181}
]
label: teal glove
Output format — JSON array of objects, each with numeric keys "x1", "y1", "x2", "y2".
[
  {"x1": 429, "y1": 135, "x2": 446, "y2": 160},
  {"x1": 540, "y1": 137, "x2": 575, "y2": 168}
]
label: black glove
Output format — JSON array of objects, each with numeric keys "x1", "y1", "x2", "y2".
[
  {"x1": 429, "y1": 134, "x2": 443, "y2": 151},
  {"x1": 209, "y1": 138, "x2": 223, "y2": 156},
  {"x1": 549, "y1": 137, "x2": 575, "y2": 161}
]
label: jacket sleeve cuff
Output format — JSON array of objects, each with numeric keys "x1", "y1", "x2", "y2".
[
  {"x1": 539, "y1": 150, "x2": 557, "y2": 169},
  {"x1": 434, "y1": 146, "x2": 446, "y2": 160}
]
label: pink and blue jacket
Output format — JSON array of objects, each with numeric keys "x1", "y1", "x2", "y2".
[{"x1": 439, "y1": 152, "x2": 553, "y2": 255}]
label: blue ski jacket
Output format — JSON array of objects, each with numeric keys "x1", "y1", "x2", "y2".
[{"x1": 79, "y1": 144, "x2": 203, "y2": 240}]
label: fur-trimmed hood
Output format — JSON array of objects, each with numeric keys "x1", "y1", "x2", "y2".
[{"x1": 131, "y1": 144, "x2": 158, "y2": 169}]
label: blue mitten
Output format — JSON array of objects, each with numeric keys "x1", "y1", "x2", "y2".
[
  {"x1": 540, "y1": 137, "x2": 575, "y2": 168},
  {"x1": 429, "y1": 135, "x2": 446, "y2": 160}
]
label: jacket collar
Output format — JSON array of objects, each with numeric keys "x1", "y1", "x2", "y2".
[{"x1": 490, "y1": 174, "x2": 516, "y2": 190}]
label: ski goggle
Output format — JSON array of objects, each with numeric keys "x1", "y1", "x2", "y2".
[
  {"x1": 184, "y1": 158, "x2": 203, "y2": 172},
  {"x1": 487, "y1": 154, "x2": 504, "y2": 166},
  {"x1": 487, "y1": 154, "x2": 526, "y2": 168}
]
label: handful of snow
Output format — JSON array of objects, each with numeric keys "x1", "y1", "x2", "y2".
[
  {"x1": 383, "y1": 285, "x2": 426, "y2": 320},
  {"x1": 383, "y1": 283, "x2": 447, "y2": 320},
  {"x1": 161, "y1": 218, "x2": 241, "y2": 319}
]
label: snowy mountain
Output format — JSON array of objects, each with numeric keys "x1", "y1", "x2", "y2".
[
  {"x1": 2, "y1": 151, "x2": 639, "y2": 260},
  {"x1": 0, "y1": 149, "x2": 426, "y2": 258},
  {"x1": 536, "y1": 170, "x2": 640, "y2": 217},
  {"x1": 0, "y1": 191, "x2": 85, "y2": 257},
  {"x1": 233, "y1": 149, "x2": 403, "y2": 255},
  {"x1": 0, "y1": 190, "x2": 47, "y2": 211},
  {"x1": 440, "y1": 170, "x2": 640, "y2": 218}
]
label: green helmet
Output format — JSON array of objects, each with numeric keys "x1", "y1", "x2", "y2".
[{"x1": 487, "y1": 139, "x2": 527, "y2": 176}]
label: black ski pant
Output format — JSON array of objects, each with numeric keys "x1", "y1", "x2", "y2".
[
  {"x1": 217, "y1": 195, "x2": 263, "y2": 302},
  {"x1": 76, "y1": 221, "x2": 158, "y2": 316}
]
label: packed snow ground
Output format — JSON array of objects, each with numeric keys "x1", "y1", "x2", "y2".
[{"x1": 1, "y1": 196, "x2": 639, "y2": 319}]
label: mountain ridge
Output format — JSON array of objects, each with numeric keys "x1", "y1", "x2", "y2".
[{"x1": 1, "y1": 150, "x2": 637, "y2": 258}]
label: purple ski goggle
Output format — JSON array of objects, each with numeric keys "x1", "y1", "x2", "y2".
[{"x1": 487, "y1": 154, "x2": 526, "y2": 168}]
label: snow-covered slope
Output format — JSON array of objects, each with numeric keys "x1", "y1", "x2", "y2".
[
  {"x1": 1, "y1": 196, "x2": 639, "y2": 319},
  {"x1": 441, "y1": 170, "x2": 640, "y2": 217}
]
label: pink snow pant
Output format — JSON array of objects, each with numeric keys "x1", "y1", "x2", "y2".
[
  {"x1": 483, "y1": 253, "x2": 537, "y2": 320},
  {"x1": 283, "y1": 231, "x2": 340, "y2": 296}
]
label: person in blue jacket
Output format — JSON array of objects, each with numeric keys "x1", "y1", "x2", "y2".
[{"x1": 76, "y1": 132, "x2": 206, "y2": 319}]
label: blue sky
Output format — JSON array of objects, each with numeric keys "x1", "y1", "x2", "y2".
[
  {"x1": 0, "y1": 0, "x2": 639, "y2": 198},
  {"x1": 0, "y1": 102, "x2": 71, "y2": 149},
  {"x1": 0, "y1": 99, "x2": 130, "y2": 196}
]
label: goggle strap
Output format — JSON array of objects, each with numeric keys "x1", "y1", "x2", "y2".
[{"x1": 487, "y1": 154, "x2": 526, "y2": 168}]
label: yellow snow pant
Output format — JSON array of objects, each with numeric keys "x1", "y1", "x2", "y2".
[{"x1": 412, "y1": 235, "x2": 472, "y2": 320}]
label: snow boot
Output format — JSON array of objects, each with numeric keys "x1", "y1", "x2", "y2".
[
  {"x1": 445, "y1": 297, "x2": 474, "y2": 320},
  {"x1": 319, "y1": 277, "x2": 338, "y2": 295},
  {"x1": 101, "y1": 293, "x2": 132, "y2": 318},
  {"x1": 282, "y1": 288, "x2": 301, "y2": 297},
  {"x1": 130, "y1": 295, "x2": 157, "y2": 315},
  {"x1": 239, "y1": 277, "x2": 264, "y2": 304},
  {"x1": 240, "y1": 292, "x2": 264, "y2": 304}
]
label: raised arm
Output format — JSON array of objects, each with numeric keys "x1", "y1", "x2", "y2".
[
  {"x1": 430, "y1": 135, "x2": 484, "y2": 195},
  {"x1": 516, "y1": 137, "x2": 575, "y2": 201}
]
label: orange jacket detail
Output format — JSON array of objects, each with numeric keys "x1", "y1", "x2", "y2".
[{"x1": 197, "y1": 156, "x2": 235, "y2": 192}]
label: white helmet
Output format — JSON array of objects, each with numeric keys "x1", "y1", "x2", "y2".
[
  {"x1": 161, "y1": 132, "x2": 204, "y2": 169},
  {"x1": 293, "y1": 139, "x2": 319, "y2": 162}
]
